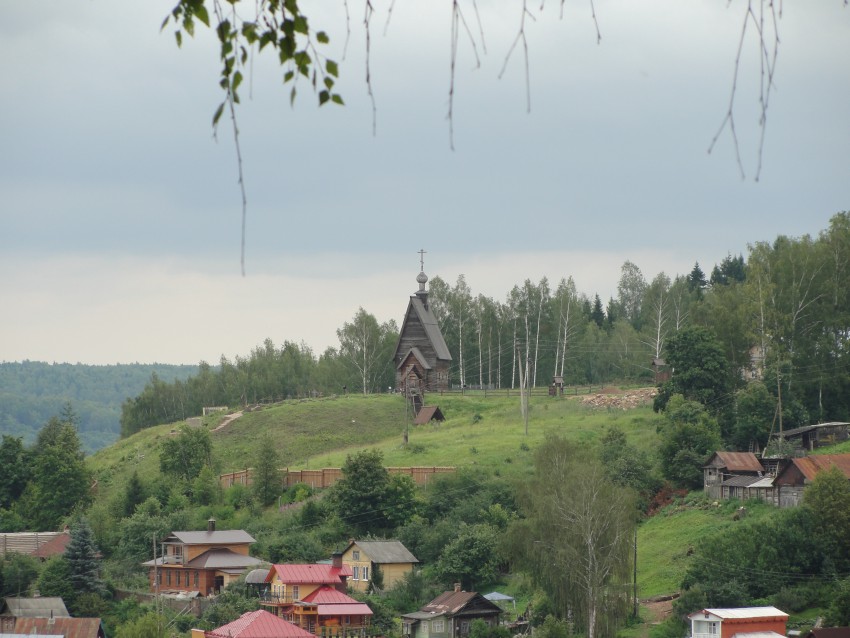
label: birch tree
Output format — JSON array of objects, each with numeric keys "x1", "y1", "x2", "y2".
[
  {"x1": 337, "y1": 307, "x2": 397, "y2": 394},
  {"x1": 640, "y1": 272, "x2": 671, "y2": 361},
  {"x1": 511, "y1": 435, "x2": 635, "y2": 638}
]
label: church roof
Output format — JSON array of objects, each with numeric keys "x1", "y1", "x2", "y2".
[
  {"x1": 404, "y1": 296, "x2": 452, "y2": 361},
  {"x1": 396, "y1": 347, "x2": 431, "y2": 371}
]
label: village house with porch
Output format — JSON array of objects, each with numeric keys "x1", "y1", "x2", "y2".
[
  {"x1": 401, "y1": 586, "x2": 502, "y2": 638},
  {"x1": 259, "y1": 556, "x2": 373, "y2": 636},
  {"x1": 143, "y1": 519, "x2": 263, "y2": 596}
]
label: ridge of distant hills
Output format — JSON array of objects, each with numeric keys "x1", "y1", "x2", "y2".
[{"x1": 0, "y1": 361, "x2": 198, "y2": 453}]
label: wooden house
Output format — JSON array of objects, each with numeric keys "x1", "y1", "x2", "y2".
[
  {"x1": 143, "y1": 519, "x2": 263, "y2": 596},
  {"x1": 191, "y1": 609, "x2": 316, "y2": 638},
  {"x1": 11, "y1": 616, "x2": 107, "y2": 638},
  {"x1": 341, "y1": 540, "x2": 419, "y2": 592},
  {"x1": 0, "y1": 530, "x2": 69, "y2": 559},
  {"x1": 773, "y1": 453, "x2": 850, "y2": 508},
  {"x1": 703, "y1": 452, "x2": 764, "y2": 499},
  {"x1": 769, "y1": 422, "x2": 850, "y2": 453},
  {"x1": 688, "y1": 606, "x2": 787, "y2": 638},
  {"x1": 0, "y1": 597, "x2": 70, "y2": 633},
  {"x1": 718, "y1": 475, "x2": 777, "y2": 505},
  {"x1": 401, "y1": 586, "x2": 501, "y2": 638},
  {"x1": 259, "y1": 556, "x2": 373, "y2": 636},
  {"x1": 393, "y1": 262, "x2": 452, "y2": 401}
]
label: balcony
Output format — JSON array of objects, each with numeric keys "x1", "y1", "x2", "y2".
[{"x1": 259, "y1": 594, "x2": 295, "y2": 606}]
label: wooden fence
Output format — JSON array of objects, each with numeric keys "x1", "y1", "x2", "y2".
[{"x1": 220, "y1": 466, "x2": 455, "y2": 490}]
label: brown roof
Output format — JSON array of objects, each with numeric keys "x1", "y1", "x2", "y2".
[
  {"x1": 413, "y1": 406, "x2": 444, "y2": 425},
  {"x1": 14, "y1": 616, "x2": 104, "y2": 638},
  {"x1": 705, "y1": 452, "x2": 763, "y2": 472},
  {"x1": 786, "y1": 454, "x2": 850, "y2": 482},
  {"x1": 419, "y1": 591, "x2": 501, "y2": 617},
  {"x1": 31, "y1": 532, "x2": 71, "y2": 559},
  {"x1": 166, "y1": 530, "x2": 255, "y2": 545},
  {"x1": 0, "y1": 532, "x2": 66, "y2": 558}
]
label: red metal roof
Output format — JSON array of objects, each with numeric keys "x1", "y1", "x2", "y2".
[
  {"x1": 790, "y1": 454, "x2": 850, "y2": 481},
  {"x1": 301, "y1": 586, "x2": 359, "y2": 604},
  {"x1": 207, "y1": 610, "x2": 315, "y2": 638},
  {"x1": 268, "y1": 563, "x2": 352, "y2": 584}
]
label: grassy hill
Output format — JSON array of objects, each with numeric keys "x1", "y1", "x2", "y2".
[{"x1": 87, "y1": 387, "x2": 785, "y2": 622}]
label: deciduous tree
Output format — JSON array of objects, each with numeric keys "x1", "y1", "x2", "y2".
[{"x1": 511, "y1": 435, "x2": 635, "y2": 638}]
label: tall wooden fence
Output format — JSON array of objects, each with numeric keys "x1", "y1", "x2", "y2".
[{"x1": 220, "y1": 466, "x2": 455, "y2": 490}]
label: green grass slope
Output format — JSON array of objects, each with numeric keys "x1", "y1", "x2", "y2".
[{"x1": 89, "y1": 388, "x2": 761, "y2": 603}]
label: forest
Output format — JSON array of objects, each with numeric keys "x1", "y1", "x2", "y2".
[
  {"x1": 0, "y1": 362, "x2": 197, "y2": 452},
  {"x1": 120, "y1": 212, "x2": 850, "y2": 439}
]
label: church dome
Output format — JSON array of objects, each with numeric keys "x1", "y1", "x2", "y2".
[{"x1": 416, "y1": 271, "x2": 428, "y2": 285}]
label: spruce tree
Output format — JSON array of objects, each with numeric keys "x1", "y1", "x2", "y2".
[{"x1": 65, "y1": 518, "x2": 106, "y2": 598}]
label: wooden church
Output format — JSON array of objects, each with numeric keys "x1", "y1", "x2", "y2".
[{"x1": 393, "y1": 254, "x2": 452, "y2": 412}]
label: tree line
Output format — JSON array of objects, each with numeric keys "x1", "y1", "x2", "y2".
[{"x1": 121, "y1": 212, "x2": 850, "y2": 439}]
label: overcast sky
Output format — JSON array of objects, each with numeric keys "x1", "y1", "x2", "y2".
[{"x1": 1, "y1": 1, "x2": 848, "y2": 365}]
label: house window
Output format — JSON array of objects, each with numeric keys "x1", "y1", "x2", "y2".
[
  {"x1": 166, "y1": 570, "x2": 171, "y2": 586},
  {"x1": 460, "y1": 621, "x2": 469, "y2": 635},
  {"x1": 432, "y1": 620, "x2": 445, "y2": 633},
  {"x1": 352, "y1": 566, "x2": 360, "y2": 580},
  {"x1": 353, "y1": 550, "x2": 360, "y2": 560},
  {"x1": 292, "y1": 586, "x2": 300, "y2": 600},
  {"x1": 345, "y1": 616, "x2": 351, "y2": 625},
  {"x1": 185, "y1": 571, "x2": 190, "y2": 587},
  {"x1": 363, "y1": 566, "x2": 369, "y2": 581},
  {"x1": 194, "y1": 571, "x2": 199, "y2": 587}
]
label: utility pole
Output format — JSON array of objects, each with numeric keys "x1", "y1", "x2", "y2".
[{"x1": 633, "y1": 526, "x2": 638, "y2": 618}]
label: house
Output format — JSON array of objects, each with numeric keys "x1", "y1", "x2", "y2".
[
  {"x1": 0, "y1": 597, "x2": 70, "y2": 633},
  {"x1": 11, "y1": 616, "x2": 107, "y2": 638},
  {"x1": 773, "y1": 453, "x2": 850, "y2": 508},
  {"x1": 718, "y1": 475, "x2": 777, "y2": 505},
  {"x1": 0, "y1": 531, "x2": 69, "y2": 559},
  {"x1": 393, "y1": 256, "x2": 453, "y2": 408},
  {"x1": 703, "y1": 452, "x2": 764, "y2": 499},
  {"x1": 191, "y1": 609, "x2": 317, "y2": 638},
  {"x1": 259, "y1": 556, "x2": 372, "y2": 636},
  {"x1": 401, "y1": 586, "x2": 502, "y2": 638},
  {"x1": 31, "y1": 531, "x2": 71, "y2": 560},
  {"x1": 688, "y1": 606, "x2": 788, "y2": 638},
  {"x1": 769, "y1": 422, "x2": 850, "y2": 453},
  {"x1": 341, "y1": 540, "x2": 419, "y2": 592},
  {"x1": 142, "y1": 519, "x2": 263, "y2": 596}
]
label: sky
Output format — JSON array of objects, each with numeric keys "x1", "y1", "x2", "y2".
[{"x1": 1, "y1": 0, "x2": 848, "y2": 365}]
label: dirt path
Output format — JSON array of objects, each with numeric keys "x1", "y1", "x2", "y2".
[{"x1": 212, "y1": 411, "x2": 243, "y2": 433}]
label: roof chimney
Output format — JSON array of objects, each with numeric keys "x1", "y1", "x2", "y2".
[
  {"x1": 207, "y1": 518, "x2": 216, "y2": 532},
  {"x1": 332, "y1": 551, "x2": 343, "y2": 569}
]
